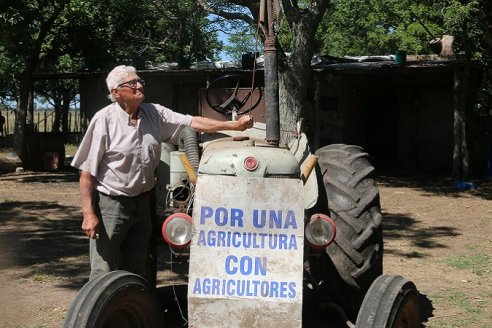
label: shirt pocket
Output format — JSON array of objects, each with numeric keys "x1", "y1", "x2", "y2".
[{"x1": 146, "y1": 141, "x2": 161, "y2": 170}]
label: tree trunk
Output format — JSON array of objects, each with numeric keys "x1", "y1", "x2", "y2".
[
  {"x1": 278, "y1": 16, "x2": 319, "y2": 145},
  {"x1": 14, "y1": 74, "x2": 31, "y2": 167},
  {"x1": 13, "y1": 2, "x2": 67, "y2": 168},
  {"x1": 62, "y1": 92, "x2": 71, "y2": 136},
  {"x1": 452, "y1": 67, "x2": 470, "y2": 181}
]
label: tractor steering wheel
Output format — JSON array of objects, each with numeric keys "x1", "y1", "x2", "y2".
[{"x1": 205, "y1": 74, "x2": 262, "y2": 116}]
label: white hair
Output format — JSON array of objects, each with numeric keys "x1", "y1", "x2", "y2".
[{"x1": 106, "y1": 65, "x2": 137, "y2": 102}]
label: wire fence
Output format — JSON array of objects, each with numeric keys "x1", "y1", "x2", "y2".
[{"x1": 0, "y1": 110, "x2": 82, "y2": 136}]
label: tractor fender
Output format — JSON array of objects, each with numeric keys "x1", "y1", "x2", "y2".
[{"x1": 288, "y1": 133, "x2": 318, "y2": 209}]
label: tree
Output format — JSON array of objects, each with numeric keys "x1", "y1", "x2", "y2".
[
  {"x1": 0, "y1": 0, "x2": 69, "y2": 168},
  {"x1": 200, "y1": 0, "x2": 330, "y2": 144},
  {"x1": 0, "y1": 0, "x2": 220, "y2": 168}
]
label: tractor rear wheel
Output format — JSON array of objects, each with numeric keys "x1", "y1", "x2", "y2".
[
  {"x1": 63, "y1": 270, "x2": 164, "y2": 328},
  {"x1": 313, "y1": 144, "x2": 383, "y2": 319},
  {"x1": 356, "y1": 275, "x2": 421, "y2": 327}
]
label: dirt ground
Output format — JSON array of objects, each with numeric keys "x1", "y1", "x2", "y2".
[{"x1": 0, "y1": 157, "x2": 491, "y2": 327}]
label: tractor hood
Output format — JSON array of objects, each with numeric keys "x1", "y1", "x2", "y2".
[{"x1": 199, "y1": 137, "x2": 300, "y2": 178}]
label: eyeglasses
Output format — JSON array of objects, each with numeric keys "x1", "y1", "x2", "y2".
[{"x1": 116, "y1": 78, "x2": 145, "y2": 89}]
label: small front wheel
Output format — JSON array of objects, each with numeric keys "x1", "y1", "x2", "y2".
[
  {"x1": 356, "y1": 275, "x2": 421, "y2": 328},
  {"x1": 63, "y1": 270, "x2": 164, "y2": 328}
]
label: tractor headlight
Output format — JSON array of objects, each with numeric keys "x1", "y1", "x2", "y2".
[
  {"x1": 161, "y1": 213, "x2": 193, "y2": 249},
  {"x1": 305, "y1": 213, "x2": 336, "y2": 249}
]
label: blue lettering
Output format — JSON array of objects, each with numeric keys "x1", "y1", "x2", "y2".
[
  {"x1": 212, "y1": 279, "x2": 220, "y2": 295},
  {"x1": 252, "y1": 280, "x2": 261, "y2": 296},
  {"x1": 288, "y1": 282, "x2": 296, "y2": 298},
  {"x1": 269, "y1": 233, "x2": 277, "y2": 249},
  {"x1": 200, "y1": 206, "x2": 213, "y2": 224},
  {"x1": 279, "y1": 234, "x2": 287, "y2": 249},
  {"x1": 254, "y1": 257, "x2": 267, "y2": 276},
  {"x1": 232, "y1": 232, "x2": 241, "y2": 247},
  {"x1": 237, "y1": 256, "x2": 267, "y2": 276},
  {"x1": 260, "y1": 281, "x2": 269, "y2": 297},
  {"x1": 253, "y1": 209, "x2": 266, "y2": 228},
  {"x1": 284, "y1": 210, "x2": 297, "y2": 229},
  {"x1": 279, "y1": 281, "x2": 288, "y2": 298},
  {"x1": 193, "y1": 278, "x2": 202, "y2": 294},
  {"x1": 288, "y1": 234, "x2": 297, "y2": 249},
  {"x1": 227, "y1": 279, "x2": 235, "y2": 296},
  {"x1": 237, "y1": 280, "x2": 245, "y2": 296},
  {"x1": 197, "y1": 230, "x2": 206, "y2": 246},
  {"x1": 243, "y1": 232, "x2": 252, "y2": 248},
  {"x1": 207, "y1": 230, "x2": 216, "y2": 246},
  {"x1": 215, "y1": 207, "x2": 228, "y2": 226},
  {"x1": 225, "y1": 255, "x2": 238, "y2": 275},
  {"x1": 217, "y1": 230, "x2": 226, "y2": 246},
  {"x1": 240, "y1": 256, "x2": 252, "y2": 275},
  {"x1": 230, "y1": 208, "x2": 244, "y2": 227},
  {"x1": 269, "y1": 210, "x2": 282, "y2": 228},
  {"x1": 202, "y1": 278, "x2": 211, "y2": 294},
  {"x1": 269, "y1": 281, "x2": 279, "y2": 297},
  {"x1": 246, "y1": 280, "x2": 254, "y2": 296}
]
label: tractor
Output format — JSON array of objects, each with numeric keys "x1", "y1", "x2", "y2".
[{"x1": 63, "y1": 1, "x2": 423, "y2": 327}]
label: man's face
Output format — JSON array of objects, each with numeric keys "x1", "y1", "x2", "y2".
[{"x1": 112, "y1": 72, "x2": 145, "y2": 104}]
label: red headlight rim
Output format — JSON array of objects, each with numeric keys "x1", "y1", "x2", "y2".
[
  {"x1": 161, "y1": 213, "x2": 193, "y2": 249},
  {"x1": 306, "y1": 213, "x2": 337, "y2": 249}
]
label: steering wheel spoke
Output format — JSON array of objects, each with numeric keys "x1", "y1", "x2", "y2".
[{"x1": 205, "y1": 74, "x2": 262, "y2": 116}]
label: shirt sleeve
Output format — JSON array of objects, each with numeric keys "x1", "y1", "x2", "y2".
[
  {"x1": 71, "y1": 116, "x2": 107, "y2": 177},
  {"x1": 149, "y1": 103, "x2": 193, "y2": 145}
]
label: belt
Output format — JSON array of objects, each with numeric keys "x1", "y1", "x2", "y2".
[{"x1": 97, "y1": 189, "x2": 152, "y2": 200}]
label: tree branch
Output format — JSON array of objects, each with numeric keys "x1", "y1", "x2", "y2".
[{"x1": 197, "y1": 0, "x2": 255, "y2": 25}]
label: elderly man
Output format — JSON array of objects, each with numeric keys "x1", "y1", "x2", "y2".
[{"x1": 72, "y1": 65, "x2": 253, "y2": 280}]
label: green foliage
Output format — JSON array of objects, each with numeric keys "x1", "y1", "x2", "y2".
[
  {"x1": 318, "y1": 0, "x2": 488, "y2": 59},
  {"x1": 223, "y1": 27, "x2": 263, "y2": 61}
]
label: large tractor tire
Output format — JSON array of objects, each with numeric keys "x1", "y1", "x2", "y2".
[
  {"x1": 63, "y1": 270, "x2": 164, "y2": 328},
  {"x1": 313, "y1": 144, "x2": 383, "y2": 319}
]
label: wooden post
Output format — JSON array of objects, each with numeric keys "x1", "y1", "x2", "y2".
[{"x1": 452, "y1": 67, "x2": 470, "y2": 181}]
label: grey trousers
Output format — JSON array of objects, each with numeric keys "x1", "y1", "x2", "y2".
[{"x1": 89, "y1": 190, "x2": 152, "y2": 281}]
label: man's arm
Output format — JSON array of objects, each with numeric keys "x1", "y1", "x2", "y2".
[
  {"x1": 79, "y1": 170, "x2": 99, "y2": 239},
  {"x1": 190, "y1": 115, "x2": 253, "y2": 133}
]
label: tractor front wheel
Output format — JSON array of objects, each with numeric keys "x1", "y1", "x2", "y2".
[
  {"x1": 356, "y1": 275, "x2": 421, "y2": 328},
  {"x1": 63, "y1": 270, "x2": 164, "y2": 328}
]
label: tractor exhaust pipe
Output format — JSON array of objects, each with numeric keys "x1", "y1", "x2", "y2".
[{"x1": 262, "y1": 0, "x2": 280, "y2": 146}]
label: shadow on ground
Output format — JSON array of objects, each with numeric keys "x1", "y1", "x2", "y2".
[
  {"x1": 377, "y1": 174, "x2": 492, "y2": 200},
  {"x1": 383, "y1": 212, "x2": 461, "y2": 258},
  {"x1": 0, "y1": 199, "x2": 89, "y2": 288}
]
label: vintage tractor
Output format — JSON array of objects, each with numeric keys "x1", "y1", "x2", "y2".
[{"x1": 63, "y1": 2, "x2": 423, "y2": 327}]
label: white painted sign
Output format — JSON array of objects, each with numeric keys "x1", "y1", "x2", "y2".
[{"x1": 188, "y1": 175, "x2": 304, "y2": 328}]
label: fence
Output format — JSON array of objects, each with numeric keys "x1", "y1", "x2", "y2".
[{"x1": 0, "y1": 110, "x2": 82, "y2": 136}]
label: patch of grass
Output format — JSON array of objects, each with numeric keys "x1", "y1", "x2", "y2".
[
  {"x1": 429, "y1": 291, "x2": 487, "y2": 328},
  {"x1": 14, "y1": 265, "x2": 63, "y2": 282},
  {"x1": 445, "y1": 253, "x2": 491, "y2": 276}
]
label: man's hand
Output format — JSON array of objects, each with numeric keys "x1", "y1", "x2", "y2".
[
  {"x1": 79, "y1": 170, "x2": 99, "y2": 239},
  {"x1": 236, "y1": 115, "x2": 254, "y2": 131},
  {"x1": 82, "y1": 213, "x2": 100, "y2": 239}
]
